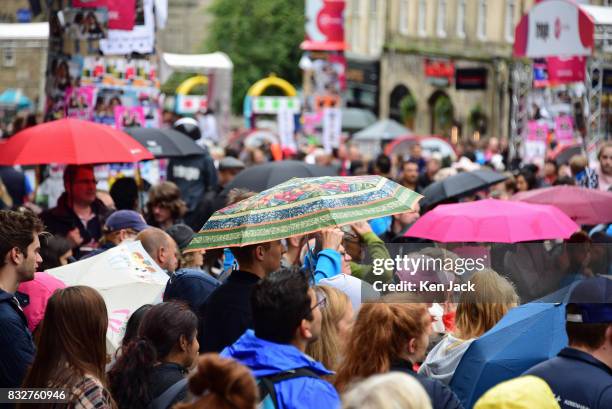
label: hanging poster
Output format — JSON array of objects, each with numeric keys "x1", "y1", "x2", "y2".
[
  {"x1": 73, "y1": 0, "x2": 137, "y2": 30},
  {"x1": 65, "y1": 86, "x2": 97, "y2": 120},
  {"x1": 100, "y1": 0, "x2": 155, "y2": 55},
  {"x1": 114, "y1": 106, "x2": 145, "y2": 129},
  {"x1": 93, "y1": 88, "x2": 137, "y2": 126}
]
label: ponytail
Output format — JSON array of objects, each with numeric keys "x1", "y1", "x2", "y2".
[{"x1": 108, "y1": 338, "x2": 157, "y2": 409}]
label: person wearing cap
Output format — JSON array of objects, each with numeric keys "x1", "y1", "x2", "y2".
[
  {"x1": 163, "y1": 224, "x2": 220, "y2": 315},
  {"x1": 184, "y1": 156, "x2": 246, "y2": 231},
  {"x1": 167, "y1": 117, "x2": 218, "y2": 212},
  {"x1": 79, "y1": 210, "x2": 149, "y2": 260},
  {"x1": 524, "y1": 277, "x2": 612, "y2": 409}
]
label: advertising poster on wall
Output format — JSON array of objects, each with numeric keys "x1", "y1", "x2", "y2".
[
  {"x1": 45, "y1": 0, "x2": 162, "y2": 125},
  {"x1": 65, "y1": 86, "x2": 97, "y2": 120},
  {"x1": 114, "y1": 106, "x2": 145, "y2": 129}
]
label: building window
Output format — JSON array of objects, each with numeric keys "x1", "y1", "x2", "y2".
[
  {"x1": 437, "y1": 0, "x2": 447, "y2": 37},
  {"x1": 477, "y1": 0, "x2": 487, "y2": 41},
  {"x1": 505, "y1": 0, "x2": 516, "y2": 42},
  {"x1": 456, "y1": 0, "x2": 466, "y2": 38},
  {"x1": 418, "y1": 0, "x2": 426, "y2": 37},
  {"x1": 399, "y1": 0, "x2": 410, "y2": 35},
  {"x1": 2, "y1": 47, "x2": 15, "y2": 67},
  {"x1": 369, "y1": 0, "x2": 379, "y2": 53}
]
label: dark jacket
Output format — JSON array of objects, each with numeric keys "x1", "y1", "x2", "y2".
[
  {"x1": 389, "y1": 359, "x2": 464, "y2": 409},
  {"x1": 524, "y1": 347, "x2": 612, "y2": 409},
  {"x1": 40, "y1": 192, "x2": 109, "y2": 258},
  {"x1": 167, "y1": 152, "x2": 218, "y2": 212},
  {"x1": 198, "y1": 270, "x2": 259, "y2": 353},
  {"x1": 0, "y1": 166, "x2": 29, "y2": 207},
  {"x1": 163, "y1": 268, "x2": 220, "y2": 314},
  {"x1": 184, "y1": 184, "x2": 227, "y2": 231},
  {"x1": 148, "y1": 362, "x2": 189, "y2": 409},
  {"x1": 0, "y1": 289, "x2": 35, "y2": 388}
]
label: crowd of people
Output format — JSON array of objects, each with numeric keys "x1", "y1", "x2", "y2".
[{"x1": 0, "y1": 119, "x2": 610, "y2": 409}]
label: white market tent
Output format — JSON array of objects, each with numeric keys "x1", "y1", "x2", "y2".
[{"x1": 160, "y1": 52, "x2": 233, "y2": 136}]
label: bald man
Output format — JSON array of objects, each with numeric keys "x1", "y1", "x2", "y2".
[{"x1": 136, "y1": 227, "x2": 179, "y2": 275}]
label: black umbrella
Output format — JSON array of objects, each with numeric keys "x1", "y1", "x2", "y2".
[
  {"x1": 222, "y1": 160, "x2": 338, "y2": 194},
  {"x1": 420, "y1": 169, "x2": 508, "y2": 209},
  {"x1": 553, "y1": 144, "x2": 583, "y2": 165},
  {"x1": 125, "y1": 127, "x2": 205, "y2": 158}
]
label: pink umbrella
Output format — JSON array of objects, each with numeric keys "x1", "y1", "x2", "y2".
[
  {"x1": 405, "y1": 199, "x2": 579, "y2": 243},
  {"x1": 511, "y1": 186, "x2": 612, "y2": 225}
]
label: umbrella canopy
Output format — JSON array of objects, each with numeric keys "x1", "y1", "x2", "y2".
[
  {"x1": 125, "y1": 127, "x2": 205, "y2": 158},
  {"x1": 405, "y1": 199, "x2": 579, "y2": 243},
  {"x1": 512, "y1": 185, "x2": 612, "y2": 225},
  {"x1": 0, "y1": 118, "x2": 153, "y2": 165},
  {"x1": 315, "y1": 107, "x2": 377, "y2": 132},
  {"x1": 420, "y1": 169, "x2": 507, "y2": 208},
  {"x1": 352, "y1": 119, "x2": 411, "y2": 141},
  {"x1": 188, "y1": 175, "x2": 422, "y2": 250},
  {"x1": 450, "y1": 302, "x2": 568, "y2": 409},
  {"x1": 384, "y1": 135, "x2": 457, "y2": 160},
  {"x1": 223, "y1": 160, "x2": 338, "y2": 194},
  {"x1": 550, "y1": 143, "x2": 582, "y2": 165},
  {"x1": 46, "y1": 241, "x2": 168, "y2": 351},
  {"x1": 0, "y1": 88, "x2": 32, "y2": 110}
]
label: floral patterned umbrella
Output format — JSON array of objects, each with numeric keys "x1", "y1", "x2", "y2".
[{"x1": 187, "y1": 175, "x2": 422, "y2": 250}]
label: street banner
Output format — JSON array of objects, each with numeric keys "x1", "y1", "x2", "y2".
[
  {"x1": 73, "y1": 0, "x2": 137, "y2": 30},
  {"x1": 322, "y1": 107, "x2": 342, "y2": 153},
  {"x1": 277, "y1": 108, "x2": 297, "y2": 152},
  {"x1": 301, "y1": 0, "x2": 346, "y2": 51}
]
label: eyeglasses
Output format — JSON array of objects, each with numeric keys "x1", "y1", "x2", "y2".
[{"x1": 311, "y1": 291, "x2": 327, "y2": 311}]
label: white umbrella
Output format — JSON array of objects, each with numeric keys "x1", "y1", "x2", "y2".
[{"x1": 47, "y1": 241, "x2": 168, "y2": 352}]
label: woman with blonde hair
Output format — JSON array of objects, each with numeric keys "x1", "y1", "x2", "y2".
[
  {"x1": 175, "y1": 353, "x2": 257, "y2": 409},
  {"x1": 306, "y1": 285, "x2": 354, "y2": 372},
  {"x1": 419, "y1": 269, "x2": 519, "y2": 385},
  {"x1": 343, "y1": 372, "x2": 432, "y2": 409},
  {"x1": 334, "y1": 302, "x2": 462, "y2": 409}
]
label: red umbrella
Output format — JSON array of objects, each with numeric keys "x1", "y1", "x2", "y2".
[
  {"x1": 405, "y1": 199, "x2": 578, "y2": 243},
  {"x1": 0, "y1": 118, "x2": 154, "y2": 165},
  {"x1": 512, "y1": 186, "x2": 612, "y2": 225}
]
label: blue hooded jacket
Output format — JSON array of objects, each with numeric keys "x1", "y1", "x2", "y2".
[
  {"x1": 0, "y1": 289, "x2": 35, "y2": 388},
  {"x1": 221, "y1": 330, "x2": 341, "y2": 409}
]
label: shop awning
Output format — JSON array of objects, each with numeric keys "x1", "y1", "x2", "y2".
[{"x1": 0, "y1": 22, "x2": 48, "y2": 41}]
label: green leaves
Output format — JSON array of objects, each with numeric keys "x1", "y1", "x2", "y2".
[{"x1": 204, "y1": 0, "x2": 305, "y2": 113}]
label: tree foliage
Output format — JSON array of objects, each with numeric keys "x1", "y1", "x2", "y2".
[{"x1": 203, "y1": 0, "x2": 305, "y2": 114}]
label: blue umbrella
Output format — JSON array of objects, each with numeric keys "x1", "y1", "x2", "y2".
[
  {"x1": 0, "y1": 89, "x2": 32, "y2": 110},
  {"x1": 449, "y1": 302, "x2": 568, "y2": 408}
]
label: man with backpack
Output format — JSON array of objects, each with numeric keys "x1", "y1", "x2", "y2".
[{"x1": 221, "y1": 268, "x2": 341, "y2": 409}]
